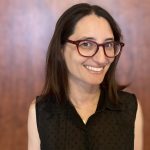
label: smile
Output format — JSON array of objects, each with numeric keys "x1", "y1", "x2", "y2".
[{"x1": 84, "y1": 65, "x2": 104, "y2": 72}]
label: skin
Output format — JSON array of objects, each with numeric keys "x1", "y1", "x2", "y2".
[
  {"x1": 28, "y1": 14, "x2": 143, "y2": 150},
  {"x1": 64, "y1": 14, "x2": 114, "y2": 89},
  {"x1": 63, "y1": 14, "x2": 114, "y2": 123}
]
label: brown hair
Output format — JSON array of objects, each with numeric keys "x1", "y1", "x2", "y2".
[{"x1": 41, "y1": 3, "x2": 123, "y2": 103}]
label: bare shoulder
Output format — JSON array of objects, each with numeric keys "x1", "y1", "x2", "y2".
[
  {"x1": 28, "y1": 99, "x2": 37, "y2": 130},
  {"x1": 135, "y1": 99, "x2": 143, "y2": 129},
  {"x1": 134, "y1": 99, "x2": 143, "y2": 150},
  {"x1": 28, "y1": 99, "x2": 40, "y2": 150},
  {"x1": 28, "y1": 100, "x2": 37, "y2": 124},
  {"x1": 136, "y1": 99, "x2": 143, "y2": 125},
  {"x1": 137, "y1": 99, "x2": 142, "y2": 114},
  {"x1": 29, "y1": 99, "x2": 36, "y2": 111}
]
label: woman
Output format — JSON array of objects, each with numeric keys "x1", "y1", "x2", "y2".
[{"x1": 28, "y1": 3, "x2": 143, "y2": 150}]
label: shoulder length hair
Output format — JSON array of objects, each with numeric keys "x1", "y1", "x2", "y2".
[{"x1": 41, "y1": 3, "x2": 123, "y2": 103}]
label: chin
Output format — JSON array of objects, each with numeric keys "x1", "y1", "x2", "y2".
[{"x1": 86, "y1": 78, "x2": 104, "y2": 86}]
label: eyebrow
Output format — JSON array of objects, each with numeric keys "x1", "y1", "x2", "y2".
[
  {"x1": 78, "y1": 36, "x2": 114, "y2": 42},
  {"x1": 78, "y1": 37, "x2": 96, "y2": 40},
  {"x1": 105, "y1": 38, "x2": 114, "y2": 41}
]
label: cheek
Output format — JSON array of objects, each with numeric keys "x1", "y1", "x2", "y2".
[
  {"x1": 108, "y1": 57, "x2": 115, "y2": 63},
  {"x1": 64, "y1": 47, "x2": 85, "y2": 65},
  {"x1": 108, "y1": 58, "x2": 115, "y2": 68},
  {"x1": 63, "y1": 48, "x2": 78, "y2": 72},
  {"x1": 105, "y1": 59, "x2": 114, "y2": 71}
]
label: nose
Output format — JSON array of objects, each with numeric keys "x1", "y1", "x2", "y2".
[{"x1": 92, "y1": 46, "x2": 108, "y2": 63}]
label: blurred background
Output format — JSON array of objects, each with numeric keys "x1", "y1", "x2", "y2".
[{"x1": 0, "y1": 0, "x2": 149, "y2": 149}]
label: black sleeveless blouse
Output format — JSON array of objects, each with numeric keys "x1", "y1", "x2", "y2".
[{"x1": 36, "y1": 89, "x2": 137, "y2": 150}]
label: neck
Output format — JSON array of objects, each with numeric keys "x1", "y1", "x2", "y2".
[{"x1": 68, "y1": 78, "x2": 101, "y2": 108}]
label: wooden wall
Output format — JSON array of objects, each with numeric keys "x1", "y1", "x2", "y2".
[{"x1": 0, "y1": 0, "x2": 149, "y2": 149}]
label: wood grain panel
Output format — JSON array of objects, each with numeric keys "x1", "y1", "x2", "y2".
[{"x1": 0, "y1": 0, "x2": 149, "y2": 150}]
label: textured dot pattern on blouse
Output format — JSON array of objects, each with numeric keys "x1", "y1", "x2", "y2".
[{"x1": 36, "y1": 88, "x2": 137, "y2": 150}]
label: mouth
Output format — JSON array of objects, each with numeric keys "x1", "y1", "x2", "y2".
[{"x1": 84, "y1": 65, "x2": 105, "y2": 73}]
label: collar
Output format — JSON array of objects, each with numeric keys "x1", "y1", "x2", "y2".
[
  {"x1": 65, "y1": 87, "x2": 123, "y2": 115},
  {"x1": 95, "y1": 87, "x2": 123, "y2": 112},
  {"x1": 64, "y1": 88, "x2": 123, "y2": 130}
]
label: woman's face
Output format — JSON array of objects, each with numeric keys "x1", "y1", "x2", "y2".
[{"x1": 63, "y1": 14, "x2": 114, "y2": 87}]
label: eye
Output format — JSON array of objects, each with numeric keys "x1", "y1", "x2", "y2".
[
  {"x1": 79, "y1": 41, "x2": 95, "y2": 49},
  {"x1": 104, "y1": 42, "x2": 114, "y2": 49}
]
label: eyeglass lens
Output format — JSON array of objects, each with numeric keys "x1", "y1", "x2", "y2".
[{"x1": 78, "y1": 41, "x2": 121, "y2": 57}]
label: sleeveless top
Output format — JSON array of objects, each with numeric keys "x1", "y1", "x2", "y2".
[{"x1": 36, "y1": 88, "x2": 137, "y2": 150}]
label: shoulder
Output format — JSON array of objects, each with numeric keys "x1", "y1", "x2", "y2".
[
  {"x1": 28, "y1": 99, "x2": 40, "y2": 150},
  {"x1": 35, "y1": 95, "x2": 64, "y2": 123},
  {"x1": 28, "y1": 99, "x2": 37, "y2": 123},
  {"x1": 134, "y1": 99, "x2": 143, "y2": 150},
  {"x1": 118, "y1": 90, "x2": 137, "y2": 101},
  {"x1": 28, "y1": 99, "x2": 36, "y2": 118},
  {"x1": 35, "y1": 95, "x2": 61, "y2": 114},
  {"x1": 117, "y1": 90, "x2": 138, "y2": 117},
  {"x1": 118, "y1": 90, "x2": 137, "y2": 108}
]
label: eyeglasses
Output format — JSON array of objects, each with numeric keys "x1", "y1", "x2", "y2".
[{"x1": 67, "y1": 39, "x2": 124, "y2": 58}]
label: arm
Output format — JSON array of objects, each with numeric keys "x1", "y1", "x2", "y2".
[
  {"x1": 28, "y1": 100, "x2": 40, "y2": 150},
  {"x1": 134, "y1": 100, "x2": 143, "y2": 150}
]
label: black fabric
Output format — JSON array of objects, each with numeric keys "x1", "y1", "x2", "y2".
[{"x1": 36, "y1": 88, "x2": 137, "y2": 150}]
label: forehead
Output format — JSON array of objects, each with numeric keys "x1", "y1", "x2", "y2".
[{"x1": 70, "y1": 14, "x2": 114, "y2": 41}]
